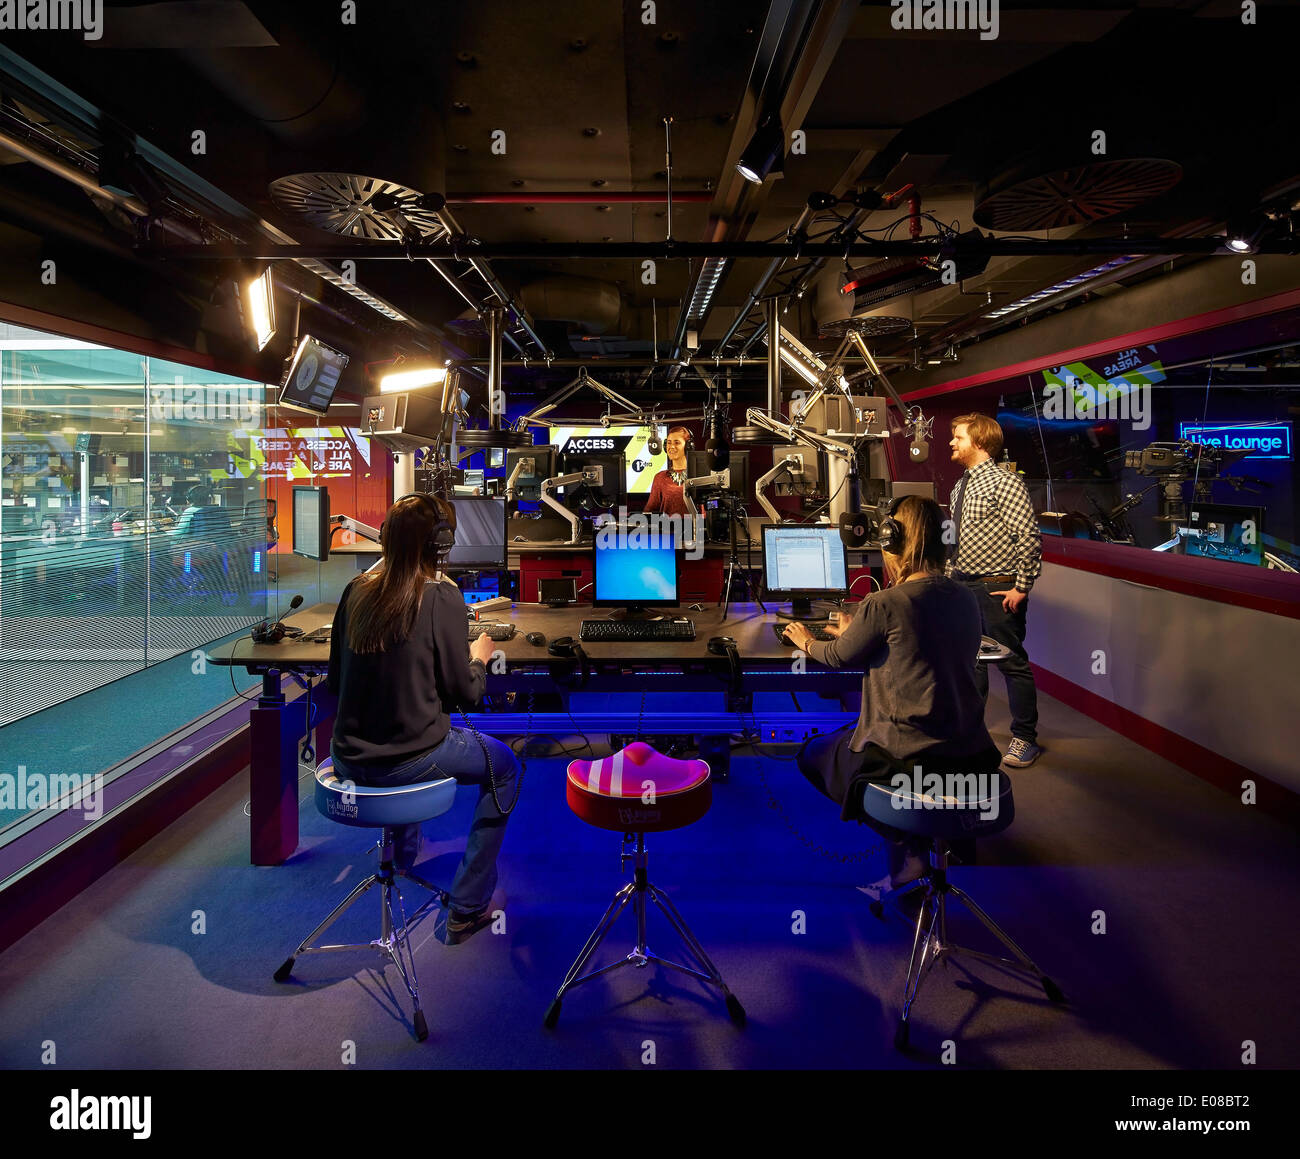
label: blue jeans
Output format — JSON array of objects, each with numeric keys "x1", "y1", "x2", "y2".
[
  {"x1": 332, "y1": 728, "x2": 520, "y2": 914},
  {"x1": 961, "y1": 579, "x2": 1039, "y2": 745}
]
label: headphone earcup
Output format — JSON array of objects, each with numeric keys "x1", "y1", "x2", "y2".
[{"x1": 879, "y1": 517, "x2": 903, "y2": 555}]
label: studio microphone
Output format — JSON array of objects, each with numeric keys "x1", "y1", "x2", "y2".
[
  {"x1": 251, "y1": 594, "x2": 305, "y2": 644},
  {"x1": 646, "y1": 425, "x2": 662, "y2": 456},
  {"x1": 908, "y1": 432, "x2": 930, "y2": 464},
  {"x1": 839, "y1": 451, "x2": 871, "y2": 548},
  {"x1": 706, "y1": 411, "x2": 729, "y2": 471}
]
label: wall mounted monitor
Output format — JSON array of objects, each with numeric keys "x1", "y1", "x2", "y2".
[
  {"x1": 549, "y1": 424, "x2": 666, "y2": 494},
  {"x1": 278, "y1": 335, "x2": 350, "y2": 416}
]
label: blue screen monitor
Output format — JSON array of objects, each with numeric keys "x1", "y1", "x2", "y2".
[
  {"x1": 592, "y1": 525, "x2": 681, "y2": 620},
  {"x1": 761, "y1": 524, "x2": 848, "y2": 620}
]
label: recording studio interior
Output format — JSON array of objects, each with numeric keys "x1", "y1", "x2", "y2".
[{"x1": 0, "y1": 1, "x2": 1298, "y2": 1076}]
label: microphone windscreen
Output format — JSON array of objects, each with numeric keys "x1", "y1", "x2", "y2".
[
  {"x1": 909, "y1": 438, "x2": 930, "y2": 464},
  {"x1": 288, "y1": 594, "x2": 304, "y2": 610}
]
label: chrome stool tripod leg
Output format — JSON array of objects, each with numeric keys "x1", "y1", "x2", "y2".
[
  {"x1": 647, "y1": 885, "x2": 747, "y2": 1025},
  {"x1": 945, "y1": 883, "x2": 1067, "y2": 1003},
  {"x1": 383, "y1": 880, "x2": 428, "y2": 1042},
  {"x1": 275, "y1": 873, "x2": 383, "y2": 975},
  {"x1": 896, "y1": 889, "x2": 941, "y2": 1049},
  {"x1": 545, "y1": 883, "x2": 636, "y2": 1027}
]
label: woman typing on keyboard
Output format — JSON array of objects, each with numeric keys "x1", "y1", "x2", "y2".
[
  {"x1": 327, "y1": 494, "x2": 520, "y2": 944},
  {"x1": 780, "y1": 496, "x2": 999, "y2": 890}
]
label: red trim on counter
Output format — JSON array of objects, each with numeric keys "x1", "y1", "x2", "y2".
[{"x1": 1032, "y1": 664, "x2": 1300, "y2": 826}]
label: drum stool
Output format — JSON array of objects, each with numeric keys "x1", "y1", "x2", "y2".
[
  {"x1": 861, "y1": 764, "x2": 1067, "y2": 1049},
  {"x1": 273, "y1": 759, "x2": 457, "y2": 1042},
  {"x1": 544, "y1": 741, "x2": 745, "y2": 1028}
]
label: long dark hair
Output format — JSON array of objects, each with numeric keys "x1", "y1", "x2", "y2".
[
  {"x1": 347, "y1": 494, "x2": 456, "y2": 653},
  {"x1": 882, "y1": 495, "x2": 946, "y2": 585}
]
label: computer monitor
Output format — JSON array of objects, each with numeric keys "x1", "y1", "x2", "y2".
[
  {"x1": 592, "y1": 523, "x2": 681, "y2": 620},
  {"x1": 558, "y1": 451, "x2": 626, "y2": 516},
  {"x1": 688, "y1": 449, "x2": 751, "y2": 499},
  {"x1": 292, "y1": 486, "x2": 331, "y2": 561},
  {"x1": 462, "y1": 468, "x2": 485, "y2": 494},
  {"x1": 447, "y1": 497, "x2": 507, "y2": 568},
  {"x1": 550, "y1": 423, "x2": 666, "y2": 494},
  {"x1": 505, "y1": 445, "x2": 558, "y2": 501},
  {"x1": 761, "y1": 523, "x2": 848, "y2": 620},
  {"x1": 278, "y1": 335, "x2": 349, "y2": 416}
]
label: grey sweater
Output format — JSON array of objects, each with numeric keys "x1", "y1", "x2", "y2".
[
  {"x1": 805, "y1": 575, "x2": 993, "y2": 759},
  {"x1": 328, "y1": 575, "x2": 485, "y2": 766}
]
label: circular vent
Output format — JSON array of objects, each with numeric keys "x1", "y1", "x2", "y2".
[
  {"x1": 973, "y1": 158, "x2": 1182, "y2": 232},
  {"x1": 819, "y1": 315, "x2": 912, "y2": 339},
  {"x1": 269, "y1": 173, "x2": 445, "y2": 239}
]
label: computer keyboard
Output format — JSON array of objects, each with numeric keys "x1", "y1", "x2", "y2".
[
  {"x1": 467, "y1": 621, "x2": 516, "y2": 642},
  {"x1": 773, "y1": 621, "x2": 837, "y2": 645},
  {"x1": 579, "y1": 619, "x2": 696, "y2": 643}
]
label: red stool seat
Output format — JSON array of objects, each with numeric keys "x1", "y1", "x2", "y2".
[{"x1": 566, "y1": 741, "x2": 711, "y2": 831}]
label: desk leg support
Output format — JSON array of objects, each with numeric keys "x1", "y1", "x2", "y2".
[{"x1": 249, "y1": 673, "x2": 306, "y2": 866}]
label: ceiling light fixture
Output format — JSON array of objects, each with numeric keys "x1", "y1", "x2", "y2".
[
  {"x1": 736, "y1": 114, "x2": 785, "y2": 184},
  {"x1": 379, "y1": 366, "x2": 448, "y2": 393},
  {"x1": 244, "y1": 267, "x2": 276, "y2": 351}
]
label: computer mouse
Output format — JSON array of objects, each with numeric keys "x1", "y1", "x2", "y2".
[{"x1": 525, "y1": 632, "x2": 546, "y2": 646}]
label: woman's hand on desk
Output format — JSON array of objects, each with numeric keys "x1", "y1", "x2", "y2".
[{"x1": 470, "y1": 633, "x2": 496, "y2": 666}]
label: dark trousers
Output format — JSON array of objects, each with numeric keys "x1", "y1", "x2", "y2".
[
  {"x1": 795, "y1": 728, "x2": 932, "y2": 878},
  {"x1": 962, "y1": 579, "x2": 1039, "y2": 745}
]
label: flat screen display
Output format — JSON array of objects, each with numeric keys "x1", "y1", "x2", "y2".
[
  {"x1": 593, "y1": 530, "x2": 679, "y2": 606},
  {"x1": 291, "y1": 485, "x2": 330, "y2": 562},
  {"x1": 447, "y1": 497, "x2": 506, "y2": 568},
  {"x1": 762, "y1": 525, "x2": 848, "y2": 596},
  {"x1": 549, "y1": 425, "x2": 666, "y2": 494},
  {"x1": 278, "y1": 335, "x2": 350, "y2": 416}
]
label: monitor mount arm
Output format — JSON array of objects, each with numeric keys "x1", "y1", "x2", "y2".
[
  {"x1": 332, "y1": 514, "x2": 382, "y2": 543},
  {"x1": 540, "y1": 466, "x2": 604, "y2": 545},
  {"x1": 681, "y1": 467, "x2": 730, "y2": 551},
  {"x1": 755, "y1": 454, "x2": 805, "y2": 523}
]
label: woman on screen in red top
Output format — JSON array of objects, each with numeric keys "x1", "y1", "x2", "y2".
[{"x1": 642, "y1": 426, "x2": 693, "y2": 518}]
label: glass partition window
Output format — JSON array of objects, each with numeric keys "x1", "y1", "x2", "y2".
[
  {"x1": 0, "y1": 323, "x2": 271, "y2": 725},
  {"x1": 994, "y1": 334, "x2": 1300, "y2": 574}
]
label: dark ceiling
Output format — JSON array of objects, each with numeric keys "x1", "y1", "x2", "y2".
[{"x1": 1, "y1": 0, "x2": 1299, "y2": 402}]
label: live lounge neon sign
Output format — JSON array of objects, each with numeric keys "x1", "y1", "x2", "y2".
[{"x1": 1179, "y1": 421, "x2": 1292, "y2": 461}]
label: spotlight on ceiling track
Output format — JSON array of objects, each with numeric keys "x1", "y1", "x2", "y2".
[
  {"x1": 244, "y1": 267, "x2": 276, "y2": 351},
  {"x1": 736, "y1": 114, "x2": 785, "y2": 184},
  {"x1": 1224, "y1": 215, "x2": 1269, "y2": 254}
]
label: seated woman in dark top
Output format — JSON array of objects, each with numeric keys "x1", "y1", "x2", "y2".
[
  {"x1": 327, "y1": 493, "x2": 520, "y2": 944},
  {"x1": 781, "y1": 495, "x2": 999, "y2": 888}
]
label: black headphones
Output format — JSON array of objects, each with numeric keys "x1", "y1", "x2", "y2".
[
  {"x1": 251, "y1": 619, "x2": 304, "y2": 644},
  {"x1": 707, "y1": 635, "x2": 742, "y2": 696},
  {"x1": 878, "y1": 496, "x2": 905, "y2": 555},
  {"x1": 381, "y1": 492, "x2": 455, "y2": 560},
  {"x1": 547, "y1": 635, "x2": 591, "y2": 687}
]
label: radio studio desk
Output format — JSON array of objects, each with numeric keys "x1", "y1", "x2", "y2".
[{"x1": 209, "y1": 590, "x2": 886, "y2": 865}]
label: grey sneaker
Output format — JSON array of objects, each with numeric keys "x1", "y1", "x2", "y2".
[{"x1": 1002, "y1": 738, "x2": 1042, "y2": 768}]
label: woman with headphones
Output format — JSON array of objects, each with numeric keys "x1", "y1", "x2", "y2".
[
  {"x1": 326, "y1": 493, "x2": 520, "y2": 944},
  {"x1": 781, "y1": 495, "x2": 1000, "y2": 889},
  {"x1": 642, "y1": 425, "x2": 694, "y2": 517}
]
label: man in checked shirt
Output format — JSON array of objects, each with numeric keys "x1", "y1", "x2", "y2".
[{"x1": 946, "y1": 413, "x2": 1043, "y2": 768}]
